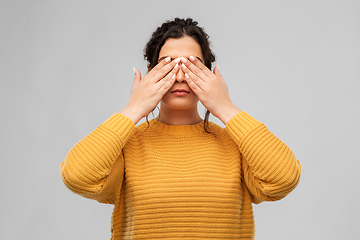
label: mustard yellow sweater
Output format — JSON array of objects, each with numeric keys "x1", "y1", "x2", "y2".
[{"x1": 60, "y1": 111, "x2": 301, "y2": 239}]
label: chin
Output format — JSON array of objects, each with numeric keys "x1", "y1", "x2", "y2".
[
  {"x1": 164, "y1": 103, "x2": 198, "y2": 110},
  {"x1": 161, "y1": 98, "x2": 199, "y2": 111}
]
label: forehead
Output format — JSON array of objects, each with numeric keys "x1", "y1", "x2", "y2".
[{"x1": 159, "y1": 36, "x2": 203, "y2": 61}]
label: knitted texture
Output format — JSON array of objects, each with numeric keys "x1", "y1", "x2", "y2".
[{"x1": 60, "y1": 111, "x2": 301, "y2": 239}]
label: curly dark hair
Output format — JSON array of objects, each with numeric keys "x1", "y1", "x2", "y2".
[{"x1": 144, "y1": 17, "x2": 216, "y2": 132}]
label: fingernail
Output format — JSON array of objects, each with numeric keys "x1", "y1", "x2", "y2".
[
  {"x1": 180, "y1": 57, "x2": 187, "y2": 63},
  {"x1": 174, "y1": 57, "x2": 181, "y2": 63},
  {"x1": 185, "y1": 73, "x2": 189, "y2": 79},
  {"x1": 165, "y1": 57, "x2": 171, "y2": 63},
  {"x1": 174, "y1": 63, "x2": 178, "y2": 70},
  {"x1": 133, "y1": 67, "x2": 136, "y2": 74},
  {"x1": 189, "y1": 56, "x2": 195, "y2": 61},
  {"x1": 182, "y1": 63, "x2": 187, "y2": 69},
  {"x1": 172, "y1": 73, "x2": 176, "y2": 80}
]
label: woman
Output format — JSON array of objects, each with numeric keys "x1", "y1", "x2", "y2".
[{"x1": 60, "y1": 18, "x2": 301, "y2": 239}]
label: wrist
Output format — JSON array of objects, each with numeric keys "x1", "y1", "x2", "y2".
[
  {"x1": 119, "y1": 105, "x2": 143, "y2": 125},
  {"x1": 217, "y1": 103, "x2": 242, "y2": 125}
]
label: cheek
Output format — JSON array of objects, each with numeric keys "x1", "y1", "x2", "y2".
[
  {"x1": 160, "y1": 91, "x2": 171, "y2": 104},
  {"x1": 194, "y1": 95, "x2": 200, "y2": 103},
  {"x1": 162, "y1": 90, "x2": 172, "y2": 99}
]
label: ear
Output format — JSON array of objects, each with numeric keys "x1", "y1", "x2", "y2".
[{"x1": 147, "y1": 63, "x2": 150, "y2": 72}]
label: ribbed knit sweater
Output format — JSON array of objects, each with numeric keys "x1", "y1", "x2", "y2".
[{"x1": 60, "y1": 111, "x2": 301, "y2": 239}]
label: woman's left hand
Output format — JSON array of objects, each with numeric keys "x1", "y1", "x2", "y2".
[{"x1": 180, "y1": 56, "x2": 241, "y2": 124}]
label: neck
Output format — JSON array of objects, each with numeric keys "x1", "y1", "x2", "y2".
[{"x1": 157, "y1": 105, "x2": 203, "y2": 125}]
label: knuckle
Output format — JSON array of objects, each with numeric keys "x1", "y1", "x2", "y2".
[
  {"x1": 158, "y1": 68, "x2": 168, "y2": 75},
  {"x1": 172, "y1": 67, "x2": 179, "y2": 73},
  {"x1": 185, "y1": 62, "x2": 192, "y2": 69},
  {"x1": 182, "y1": 64, "x2": 189, "y2": 72},
  {"x1": 153, "y1": 63, "x2": 163, "y2": 71}
]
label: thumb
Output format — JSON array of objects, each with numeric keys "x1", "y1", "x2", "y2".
[
  {"x1": 213, "y1": 65, "x2": 221, "y2": 76},
  {"x1": 133, "y1": 67, "x2": 142, "y2": 83}
]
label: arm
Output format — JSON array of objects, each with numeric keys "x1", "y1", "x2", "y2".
[
  {"x1": 61, "y1": 57, "x2": 180, "y2": 203},
  {"x1": 226, "y1": 111, "x2": 301, "y2": 203},
  {"x1": 181, "y1": 57, "x2": 301, "y2": 202},
  {"x1": 60, "y1": 113, "x2": 135, "y2": 204}
]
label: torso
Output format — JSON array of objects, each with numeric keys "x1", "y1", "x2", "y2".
[{"x1": 120, "y1": 120, "x2": 244, "y2": 238}]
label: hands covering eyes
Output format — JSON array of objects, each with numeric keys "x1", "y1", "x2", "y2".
[{"x1": 119, "y1": 56, "x2": 241, "y2": 125}]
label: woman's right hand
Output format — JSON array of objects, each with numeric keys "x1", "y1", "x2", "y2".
[{"x1": 119, "y1": 57, "x2": 180, "y2": 124}]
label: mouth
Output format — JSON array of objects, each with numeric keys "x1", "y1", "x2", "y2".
[
  {"x1": 171, "y1": 89, "x2": 190, "y2": 96},
  {"x1": 171, "y1": 89, "x2": 190, "y2": 93}
]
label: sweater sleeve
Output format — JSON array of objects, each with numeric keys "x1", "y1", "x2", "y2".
[
  {"x1": 226, "y1": 111, "x2": 301, "y2": 203},
  {"x1": 60, "y1": 113, "x2": 135, "y2": 204}
]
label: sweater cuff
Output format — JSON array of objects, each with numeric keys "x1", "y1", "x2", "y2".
[
  {"x1": 102, "y1": 113, "x2": 135, "y2": 143},
  {"x1": 225, "y1": 111, "x2": 262, "y2": 145}
]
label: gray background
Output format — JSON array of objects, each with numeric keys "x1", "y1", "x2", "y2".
[{"x1": 1, "y1": 0, "x2": 359, "y2": 239}]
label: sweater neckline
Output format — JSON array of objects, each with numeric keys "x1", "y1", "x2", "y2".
[{"x1": 148, "y1": 119, "x2": 206, "y2": 135}]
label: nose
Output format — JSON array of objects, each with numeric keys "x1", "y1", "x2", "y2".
[{"x1": 175, "y1": 68, "x2": 186, "y2": 83}]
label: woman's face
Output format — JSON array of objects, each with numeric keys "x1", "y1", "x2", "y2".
[{"x1": 158, "y1": 36, "x2": 204, "y2": 111}]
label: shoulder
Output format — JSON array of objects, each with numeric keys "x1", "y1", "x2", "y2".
[
  {"x1": 130, "y1": 120, "x2": 150, "y2": 137},
  {"x1": 208, "y1": 121, "x2": 233, "y2": 140},
  {"x1": 130, "y1": 120, "x2": 162, "y2": 138}
]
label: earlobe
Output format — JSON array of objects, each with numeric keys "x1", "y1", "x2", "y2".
[{"x1": 147, "y1": 64, "x2": 150, "y2": 72}]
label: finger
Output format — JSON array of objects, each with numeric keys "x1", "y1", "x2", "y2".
[
  {"x1": 189, "y1": 56, "x2": 213, "y2": 76},
  {"x1": 145, "y1": 56, "x2": 171, "y2": 79},
  {"x1": 213, "y1": 64, "x2": 226, "y2": 84},
  {"x1": 149, "y1": 57, "x2": 180, "y2": 82},
  {"x1": 158, "y1": 76, "x2": 176, "y2": 95},
  {"x1": 157, "y1": 67, "x2": 178, "y2": 94},
  {"x1": 150, "y1": 56, "x2": 171, "y2": 72},
  {"x1": 213, "y1": 65, "x2": 221, "y2": 76},
  {"x1": 157, "y1": 61, "x2": 180, "y2": 88},
  {"x1": 180, "y1": 57, "x2": 209, "y2": 81},
  {"x1": 182, "y1": 56, "x2": 213, "y2": 77},
  {"x1": 133, "y1": 67, "x2": 142, "y2": 84},
  {"x1": 155, "y1": 57, "x2": 180, "y2": 82},
  {"x1": 160, "y1": 60, "x2": 180, "y2": 82},
  {"x1": 181, "y1": 62, "x2": 206, "y2": 89},
  {"x1": 148, "y1": 57, "x2": 180, "y2": 79},
  {"x1": 184, "y1": 72, "x2": 203, "y2": 96}
]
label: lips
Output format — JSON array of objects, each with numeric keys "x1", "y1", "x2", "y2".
[
  {"x1": 171, "y1": 88, "x2": 190, "y2": 96},
  {"x1": 171, "y1": 89, "x2": 190, "y2": 93}
]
